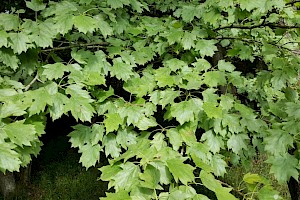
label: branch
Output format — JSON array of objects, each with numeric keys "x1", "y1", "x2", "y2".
[
  {"x1": 286, "y1": 0, "x2": 300, "y2": 5},
  {"x1": 215, "y1": 23, "x2": 300, "y2": 31},
  {"x1": 41, "y1": 42, "x2": 109, "y2": 52}
]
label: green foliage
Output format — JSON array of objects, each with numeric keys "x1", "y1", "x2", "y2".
[{"x1": 1, "y1": 0, "x2": 300, "y2": 199}]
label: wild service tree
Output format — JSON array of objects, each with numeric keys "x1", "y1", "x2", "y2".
[{"x1": 0, "y1": 0, "x2": 300, "y2": 199}]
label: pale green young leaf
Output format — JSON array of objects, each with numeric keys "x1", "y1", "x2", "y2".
[
  {"x1": 166, "y1": 158, "x2": 195, "y2": 185},
  {"x1": 200, "y1": 170, "x2": 238, "y2": 200},
  {"x1": 195, "y1": 39, "x2": 218, "y2": 57},
  {"x1": 166, "y1": 128, "x2": 182, "y2": 151},
  {"x1": 0, "y1": 14, "x2": 19, "y2": 31},
  {"x1": 192, "y1": 58, "x2": 212, "y2": 72},
  {"x1": 8, "y1": 32, "x2": 30, "y2": 54},
  {"x1": 258, "y1": 186, "x2": 283, "y2": 200},
  {"x1": 201, "y1": 130, "x2": 224, "y2": 154},
  {"x1": 101, "y1": 190, "x2": 131, "y2": 200},
  {"x1": 222, "y1": 114, "x2": 243, "y2": 133},
  {"x1": 99, "y1": 164, "x2": 122, "y2": 181},
  {"x1": 42, "y1": 63, "x2": 67, "y2": 80},
  {"x1": 243, "y1": 173, "x2": 269, "y2": 185},
  {"x1": 73, "y1": 15, "x2": 97, "y2": 34},
  {"x1": 170, "y1": 101, "x2": 195, "y2": 125},
  {"x1": 103, "y1": 133, "x2": 121, "y2": 158},
  {"x1": 149, "y1": 89, "x2": 181, "y2": 109},
  {"x1": 131, "y1": 46, "x2": 155, "y2": 65},
  {"x1": 94, "y1": 15, "x2": 113, "y2": 38},
  {"x1": 164, "y1": 58, "x2": 187, "y2": 71},
  {"x1": 104, "y1": 113, "x2": 123, "y2": 133},
  {"x1": 68, "y1": 124, "x2": 104, "y2": 148},
  {"x1": 111, "y1": 57, "x2": 135, "y2": 81},
  {"x1": 203, "y1": 71, "x2": 226, "y2": 88},
  {"x1": 116, "y1": 128, "x2": 137, "y2": 149},
  {"x1": 78, "y1": 143, "x2": 101, "y2": 168},
  {"x1": 234, "y1": 103, "x2": 256, "y2": 119},
  {"x1": 68, "y1": 124, "x2": 91, "y2": 148},
  {"x1": 162, "y1": 28, "x2": 183, "y2": 45},
  {"x1": 219, "y1": 95, "x2": 234, "y2": 111},
  {"x1": 49, "y1": 93, "x2": 69, "y2": 120},
  {"x1": 227, "y1": 134, "x2": 249, "y2": 154},
  {"x1": 30, "y1": 21, "x2": 54, "y2": 48},
  {"x1": 0, "y1": 143, "x2": 21, "y2": 172},
  {"x1": 203, "y1": 102, "x2": 223, "y2": 119},
  {"x1": 26, "y1": 0, "x2": 46, "y2": 11},
  {"x1": 139, "y1": 164, "x2": 162, "y2": 189},
  {"x1": 136, "y1": 116, "x2": 158, "y2": 130},
  {"x1": 0, "y1": 30, "x2": 9, "y2": 47},
  {"x1": 3, "y1": 121, "x2": 37, "y2": 147},
  {"x1": 181, "y1": 31, "x2": 196, "y2": 50},
  {"x1": 154, "y1": 67, "x2": 176, "y2": 87},
  {"x1": 67, "y1": 97, "x2": 95, "y2": 122},
  {"x1": 118, "y1": 105, "x2": 144, "y2": 125},
  {"x1": 27, "y1": 88, "x2": 51, "y2": 116},
  {"x1": 113, "y1": 162, "x2": 140, "y2": 191},
  {"x1": 266, "y1": 154, "x2": 299, "y2": 183},
  {"x1": 54, "y1": 14, "x2": 74, "y2": 35},
  {"x1": 218, "y1": 60, "x2": 235, "y2": 72},
  {"x1": 150, "y1": 161, "x2": 172, "y2": 185},
  {"x1": 0, "y1": 102, "x2": 27, "y2": 118},
  {"x1": 66, "y1": 84, "x2": 93, "y2": 100},
  {"x1": 124, "y1": 74, "x2": 156, "y2": 97},
  {"x1": 211, "y1": 154, "x2": 227, "y2": 177}
]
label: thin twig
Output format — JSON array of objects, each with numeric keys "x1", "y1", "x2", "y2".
[
  {"x1": 41, "y1": 42, "x2": 109, "y2": 52},
  {"x1": 24, "y1": 73, "x2": 39, "y2": 91}
]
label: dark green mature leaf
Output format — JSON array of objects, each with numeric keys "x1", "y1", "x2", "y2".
[
  {"x1": 0, "y1": 49, "x2": 20, "y2": 70},
  {"x1": 107, "y1": 0, "x2": 130, "y2": 9},
  {"x1": 26, "y1": 0, "x2": 46, "y2": 11},
  {"x1": 0, "y1": 14, "x2": 19, "y2": 31},
  {"x1": 266, "y1": 154, "x2": 299, "y2": 183},
  {"x1": 0, "y1": 30, "x2": 9, "y2": 48},
  {"x1": 227, "y1": 134, "x2": 249, "y2": 154},
  {"x1": 264, "y1": 130, "x2": 294, "y2": 155}
]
